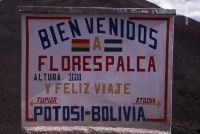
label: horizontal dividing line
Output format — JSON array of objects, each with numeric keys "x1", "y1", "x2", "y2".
[
  {"x1": 72, "y1": 48, "x2": 90, "y2": 52},
  {"x1": 30, "y1": 101, "x2": 58, "y2": 106},
  {"x1": 104, "y1": 39, "x2": 122, "y2": 44},
  {"x1": 145, "y1": 118, "x2": 166, "y2": 122},
  {"x1": 132, "y1": 102, "x2": 160, "y2": 106},
  {"x1": 32, "y1": 102, "x2": 57, "y2": 104},
  {"x1": 27, "y1": 16, "x2": 71, "y2": 20},
  {"x1": 104, "y1": 47, "x2": 122, "y2": 52},
  {"x1": 72, "y1": 39, "x2": 90, "y2": 44}
]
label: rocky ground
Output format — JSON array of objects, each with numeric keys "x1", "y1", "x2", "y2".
[{"x1": 0, "y1": 0, "x2": 200, "y2": 133}]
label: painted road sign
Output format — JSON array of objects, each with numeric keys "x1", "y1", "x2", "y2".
[{"x1": 20, "y1": 7, "x2": 175, "y2": 131}]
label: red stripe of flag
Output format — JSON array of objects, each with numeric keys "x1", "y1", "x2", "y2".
[{"x1": 72, "y1": 39, "x2": 89, "y2": 44}]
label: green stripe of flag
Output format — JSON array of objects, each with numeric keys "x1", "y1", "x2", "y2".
[
  {"x1": 72, "y1": 48, "x2": 90, "y2": 52},
  {"x1": 104, "y1": 47, "x2": 122, "y2": 52},
  {"x1": 104, "y1": 39, "x2": 122, "y2": 44}
]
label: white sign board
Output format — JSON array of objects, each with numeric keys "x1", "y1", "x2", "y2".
[{"x1": 21, "y1": 8, "x2": 174, "y2": 131}]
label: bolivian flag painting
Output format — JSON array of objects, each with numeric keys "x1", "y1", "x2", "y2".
[{"x1": 71, "y1": 39, "x2": 90, "y2": 52}]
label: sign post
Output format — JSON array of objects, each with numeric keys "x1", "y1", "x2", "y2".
[{"x1": 20, "y1": 7, "x2": 175, "y2": 133}]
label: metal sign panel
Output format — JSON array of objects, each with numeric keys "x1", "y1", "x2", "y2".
[{"x1": 21, "y1": 7, "x2": 174, "y2": 131}]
